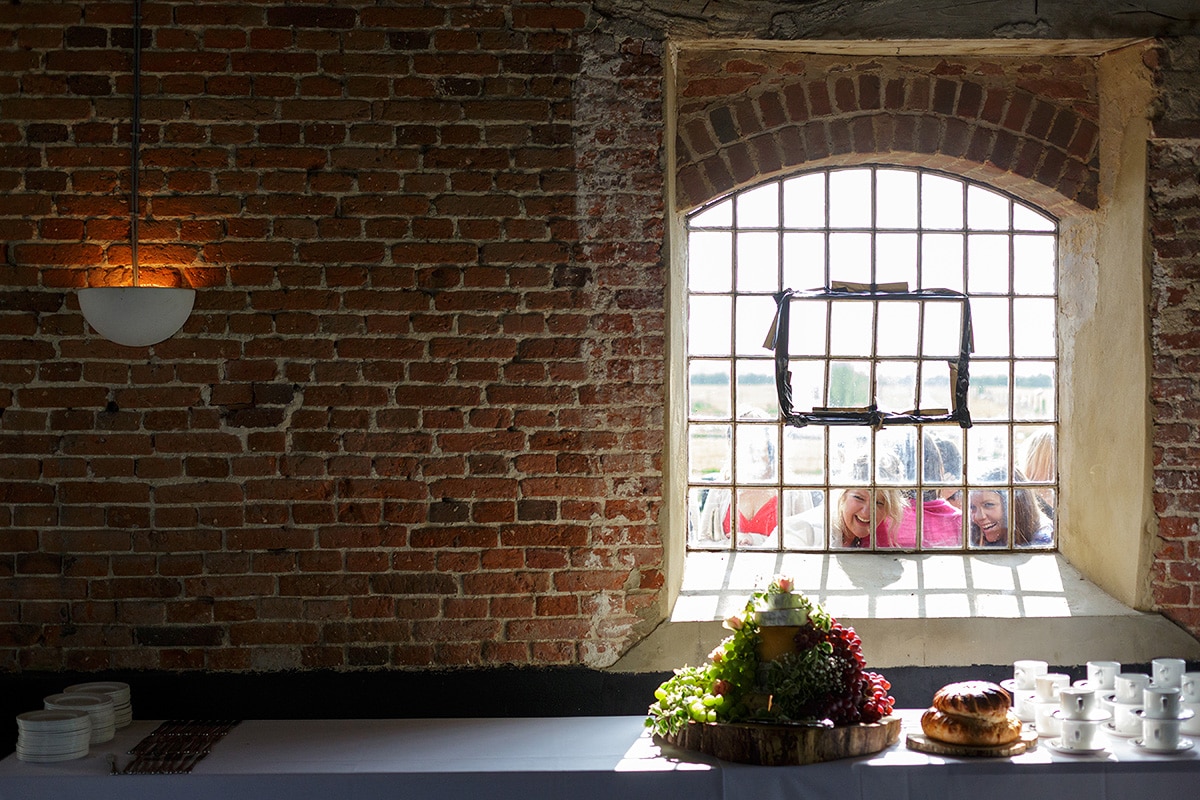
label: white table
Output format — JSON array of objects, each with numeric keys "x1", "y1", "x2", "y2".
[{"x1": 1, "y1": 712, "x2": 1198, "y2": 800}]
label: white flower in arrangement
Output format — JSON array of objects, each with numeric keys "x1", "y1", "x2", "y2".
[{"x1": 752, "y1": 575, "x2": 819, "y2": 624}]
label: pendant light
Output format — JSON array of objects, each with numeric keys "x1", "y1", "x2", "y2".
[{"x1": 78, "y1": 0, "x2": 194, "y2": 347}]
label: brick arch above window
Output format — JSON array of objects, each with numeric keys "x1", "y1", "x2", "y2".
[{"x1": 676, "y1": 73, "x2": 1100, "y2": 218}]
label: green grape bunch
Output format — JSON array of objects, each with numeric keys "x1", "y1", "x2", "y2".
[{"x1": 645, "y1": 664, "x2": 728, "y2": 736}]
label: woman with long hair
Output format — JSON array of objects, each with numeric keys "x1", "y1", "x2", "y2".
[
  {"x1": 833, "y1": 486, "x2": 906, "y2": 548},
  {"x1": 969, "y1": 468, "x2": 1051, "y2": 547}
]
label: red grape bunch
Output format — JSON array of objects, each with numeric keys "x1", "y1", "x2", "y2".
[
  {"x1": 860, "y1": 671, "x2": 894, "y2": 724},
  {"x1": 775, "y1": 619, "x2": 895, "y2": 725},
  {"x1": 790, "y1": 622, "x2": 825, "y2": 651}
]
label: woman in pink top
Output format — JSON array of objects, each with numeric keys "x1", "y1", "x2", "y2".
[
  {"x1": 885, "y1": 495, "x2": 963, "y2": 548},
  {"x1": 878, "y1": 433, "x2": 964, "y2": 548}
]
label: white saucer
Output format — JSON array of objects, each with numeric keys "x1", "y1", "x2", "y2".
[
  {"x1": 1133, "y1": 707, "x2": 1195, "y2": 722},
  {"x1": 16, "y1": 752, "x2": 89, "y2": 761},
  {"x1": 1182, "y1": 706, "x2": 1200, "y2": 735},
  {"x1": 1000, "y1": 678, "x2": 1026, "y2": 694},
  {"x1": 1102, "y1": 721, "x2": 1140, "y2": 738},
  {"x1": 64, "y1": 680, "x2": 129, "y2": 694},
  {"x1": 64, "y1": 682, "x2": 131, "y2": 712},
  {"x1": 1045, "y1": 738, "x2": 1107, "y2": 755},
  {"x1": 1133, "y1": 737, "x2": 1194, "y2": 753},
  {"x1": 44, "y1": 693, "x2": 109, "y2": 709},
  {"x1": 16, "y1": 709, "x2": 90, "y2": 730},
  {"x1": 1051, "y1": 708, "x2": 1112, "y2": 722}
]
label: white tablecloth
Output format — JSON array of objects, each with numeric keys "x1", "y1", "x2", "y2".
[{"x1": 1, "y1": 712, "x2": 1197, "y2": 800}]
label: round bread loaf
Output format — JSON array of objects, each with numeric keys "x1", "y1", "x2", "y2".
[
  {"x1": 921, "y1": 708, "x2": 1023, "y2": 747},
  {"x1": 931, "y1": 680, "x2": 1011, "y2": 722}
]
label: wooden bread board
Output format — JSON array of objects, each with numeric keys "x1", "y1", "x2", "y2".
[
  {"x1": 906, "y1": 727, "x2": 1038, "y2": 758},
  {"x1": 657, "y1": 715, "x2": 902, "y2": 766}
]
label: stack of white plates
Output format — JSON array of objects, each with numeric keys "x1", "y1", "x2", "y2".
[
  {"x1": 65, "y1": 681, "x2": 132, "y2": 728},
  {"x1": 15, "y1": 709, "x2": 91, "y2": 763},
  {"x1": 44, "y1": 692, "x2": 115, "y2": 744}
]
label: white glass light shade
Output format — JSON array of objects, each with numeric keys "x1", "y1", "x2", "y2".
[{"x1": 78, "y1": 286, "x2": 195, "y2": 347}]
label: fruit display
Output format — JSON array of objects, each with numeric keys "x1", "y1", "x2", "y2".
[{"x1": 646, "y1": 576, "x2": 896, "y2": 739}]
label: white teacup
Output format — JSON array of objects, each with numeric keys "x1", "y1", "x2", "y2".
[
  {"x1": 1036, "y1": 672, "x2": 1071, "y2": 703},
  {"x1": 1115, "y1": 673, "x2": 1151, "y2": 704},
  {"x1": 1141, "y1": 716, "x2": 1183, "y2": 751},
  {"x1": 1087, "y1": 660, "x2": 1121, "y2": 692},
  {"x1": 1183, "y1": 703, "x2": 1200, "y2": 736},
  {"x1": 1059, "y1": 717, "x2": 1101, "y2": 751},
  {"x1": 1015, "y1": 690, "x2": 1038, "y2": 723},
  {"x1": 1059, "y1": 685, "x2": 1105, "y2": 720},
  {"x1": 1036, "y1": 701, "x2": 1062, "y2": 737},
  {"x1": 1152, "y1": 658, "x2": 1186, "y2": 689},
  {"x1": 1112, "y1": 701, "x2": 1144, "y2": 736},
  {"x1": 1143, "y1": 686, "x2": 1183, "y2": 719},
  {"x1": 1181, "y1": 672, "x2": 1200, "y2": 704},
  {"x1": 1015, "y1": 659, "x2": 1049, "y2": 690}
]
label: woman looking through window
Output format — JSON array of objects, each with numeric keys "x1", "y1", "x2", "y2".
[
  {"x1": 968, "y1": 469, "x2": 1052, "y2": 548},
  {"x1": 833, "y1": 487, "x2": 905, "y2": 548}
]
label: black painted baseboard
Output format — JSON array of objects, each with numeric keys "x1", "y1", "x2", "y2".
[{"x1": 0, "y1": 662, "x2": 1164, "y2": 758}]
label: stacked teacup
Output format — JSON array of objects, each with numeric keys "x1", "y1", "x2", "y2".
[
  {"x1": 1133, "y1": 658, "x2": 1195, "y2": 752},
  {"x1": 1051, "y1": 684, "x2": 1111, "y2": 753},
  {"x1": 1106, "y1": 672, "x2": 1151, "y2": 737},
  {"x1": 1084, "y1": 660, "x2": 1121, "y2": 700},
  {"x1": 1002, "y1": 659, "x2": 1048, "y2": 723},
  {"x1": 1032, "y1": 672, "x2": 1071, "y2": 736},
  {"x1": 1153, "y1": 657, "x2": 1186, "y2": 690},
  {"x1": 1181, "y1": 672, "x2": 1200, "y2": 737}
]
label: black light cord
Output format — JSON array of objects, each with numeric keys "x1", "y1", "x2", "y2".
[{"x1": 129, "y1": 0, "x2": 141, "y2": 286}]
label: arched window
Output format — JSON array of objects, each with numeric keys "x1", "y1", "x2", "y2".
[{"x1": 685, "y1": 166, "x2": 1057, "y2": 552}]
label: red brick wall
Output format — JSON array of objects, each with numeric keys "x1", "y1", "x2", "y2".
[
  {"x1": 1, "y1": 0, "x2": 1198, "y2": 677},
  {"x1": 1148, "y1": 39, "x2": 1200, "y2": 635},
  {"x1": 0, "y1": 2, "x2": 667, "y2": 671},
  {"x1": 674, "y1": 50, "x2": 1100, "y2": 215}
]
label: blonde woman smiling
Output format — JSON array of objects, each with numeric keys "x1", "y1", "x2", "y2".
[{"x1": 833, "y1": 487, "x2": 906, "y2": 549}]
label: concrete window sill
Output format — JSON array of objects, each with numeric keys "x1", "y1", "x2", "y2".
[{"x1": 612, "y1": 551, "x2": 1200, "y2": 671}]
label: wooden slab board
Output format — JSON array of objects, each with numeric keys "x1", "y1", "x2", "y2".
[
  {"x1": 906, "y1": 727, "x2": 1038, "y2": 758},
  {"x1": 657, "y1": 715, "x2": 902, "y2": 766}
]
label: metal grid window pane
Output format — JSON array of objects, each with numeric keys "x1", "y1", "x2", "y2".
[{"x1": 685, "y1": 166, "x2": 1058, "y2": 553}]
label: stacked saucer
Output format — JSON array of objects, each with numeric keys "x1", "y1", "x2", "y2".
[
  {"x1": 44, "y1": 692, "x2": 115, "y2": 744},
  {"x1": 1103, "y1": 672, "x2": 1151, "y2": 738},
  {"x1": 1133, "y1": 685, "x2": 1195, "y2": 753},
  {"x1": 65, "y1": 681, "x2": 132, "y2": 728},
  {"x1": 1047, "y1": 684, "x2": 1112, "y2": 755},
  {"x1": 1180, "y1": 672, "x2": 1200, "y2": 737},
  {"x1": 15, "y1": 709, "x2": 91, "y2": 763},
  {"x1": 1030, "y1": 672, "x2": 1071, "y2": 736}
]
